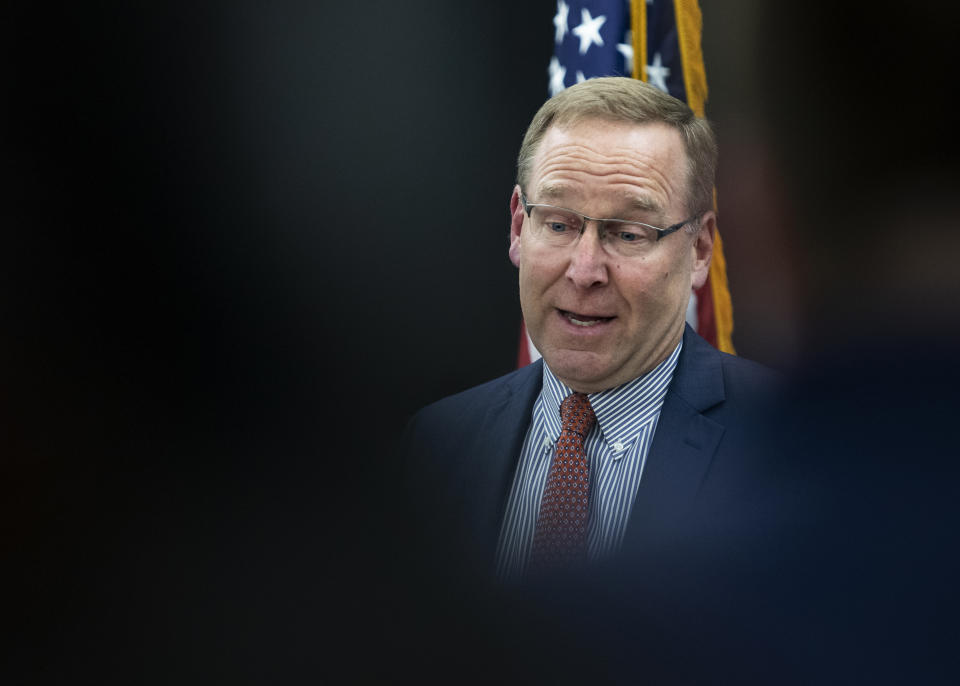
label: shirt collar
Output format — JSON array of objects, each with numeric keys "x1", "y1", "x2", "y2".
[{"x1": 539, "y1": 340, "x2": 683, "y2": 451}]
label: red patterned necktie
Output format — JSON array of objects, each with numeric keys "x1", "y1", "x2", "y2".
[{"x1": 529, "y1": 392, "x2": 597, "y2": 572}]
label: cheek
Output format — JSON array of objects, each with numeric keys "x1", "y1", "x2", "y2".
[
  {"x1": 618, "y1": 264, "x2": 686, "y2": 311},
  {"x1": 660, "y1": 246, "x2": 695, "y2": 286},
  {"x1": 519, "y1": 246, "x2": 563, "y2": 285},
  {"x1": 517, "y1": 261, "x2": 546, "y2": 304}
]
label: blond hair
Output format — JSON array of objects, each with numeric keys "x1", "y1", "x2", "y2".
[{"x1": 516, "y1": 77, "x2": 717, "y2": 217}]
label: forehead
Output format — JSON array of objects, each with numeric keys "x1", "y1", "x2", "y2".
[{"x1": 529, "y1": 119, "x2": 689, "y2": 215}]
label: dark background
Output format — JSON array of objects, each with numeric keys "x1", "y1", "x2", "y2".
[{"x1": 4, "y1": 1, "x2": 809, "y2": 682}]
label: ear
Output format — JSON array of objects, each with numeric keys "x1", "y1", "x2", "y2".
[
  {"x1": 508, "y1": 185, "x2": 524, "y2": 267},
  {"x1": 690, "y1": 210, "x2": 716, "y2": 290}
]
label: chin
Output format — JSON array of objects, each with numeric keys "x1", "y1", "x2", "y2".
[{"x1": 543, "y1": 349, "x2": 614, "y2": 391}]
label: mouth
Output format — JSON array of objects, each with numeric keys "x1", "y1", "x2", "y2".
[{"x1": 559, "y1": 309, "x2": 615, "y2": 328}]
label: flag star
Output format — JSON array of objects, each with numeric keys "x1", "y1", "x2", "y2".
[
  {"x1": 576, "y1": 70, "x2": 587, "y2": 84},
  {"x1": 553, "y1": 0, "x2": 569, "y2": 44},
  {"x1": 617, "y1": 30, "x2": 634, "y2": 74},
  {"x1": 646, "y1": 52, "x2": 670, "y2": 92},
  {"x1": 549, "y1": 57, "x2": 567, "y2": 96},
  {"x1": 571, "y1": 8, "x2": 606, "y2": 55}
]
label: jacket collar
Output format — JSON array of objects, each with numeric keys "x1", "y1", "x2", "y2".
[
  {"x1": 620, "y1": 325, "x2": 728, "y2": 554},
  {"x1": 466, "y1": 327, "x2": 727, "y2": 574},
  {"x1": 457, "y1": 360, "x2": 544, "y2": 576},
  {"x1": 665, "y1": 324, "x2": 726, "y2": 413}
]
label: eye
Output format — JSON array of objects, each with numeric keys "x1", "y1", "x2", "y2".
[
  {"x1": 530, "y1": 206, "x2": 581, "y2": 239},
  {"x1": 615, "y1": 229, "x2": 651, "y2": 244}
]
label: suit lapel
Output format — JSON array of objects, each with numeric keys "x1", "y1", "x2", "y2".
[
  {"x1": 623, "y1": 327, "x2": 726, "y2": 551},
  {"x1": 457, "y1": 361, "x2": 543, "y2": 571}
]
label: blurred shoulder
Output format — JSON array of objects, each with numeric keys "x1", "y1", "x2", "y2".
[
  {"x1": 681, "y1": 325, "x2": 783, "y2": 399},
  {"x1": 719, "y1": 348, "x2": 783, "y2": 390}
]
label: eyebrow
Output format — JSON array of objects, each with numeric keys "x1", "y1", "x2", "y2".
[
  {"x1": 625, "y1": 195, "x2": 661, "y2": 215},
  {"x1": 535, "y1": 184, "x2": 664, "y2": 217},
  {"x1": 534, "y1": 184, "x2": 571, "y2": 202}
]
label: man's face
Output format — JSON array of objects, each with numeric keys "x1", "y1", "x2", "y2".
[{"x1": 508, "y1": 118, "x2": 714, "y2": 393}]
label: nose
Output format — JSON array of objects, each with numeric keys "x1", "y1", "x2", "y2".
[{"x1": 564, "y1": 221, "x2": 609, "y2": 289}]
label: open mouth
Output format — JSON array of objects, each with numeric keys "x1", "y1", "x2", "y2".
[{"x1": 560, "y1": 310, "x2": 614, "y2": 327}]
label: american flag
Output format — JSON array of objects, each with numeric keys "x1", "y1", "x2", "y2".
[{"x1": 517, "y1": 0, "x2": 735, "y2": 366}]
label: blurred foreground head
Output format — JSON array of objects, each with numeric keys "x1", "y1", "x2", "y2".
[{"x1": 756, "y1": 2, "x2": 960, "y2": 350}]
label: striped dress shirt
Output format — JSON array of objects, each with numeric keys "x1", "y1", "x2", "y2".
[{"x1": 494, "y1": 341, "x2": 682, "y2": 583}]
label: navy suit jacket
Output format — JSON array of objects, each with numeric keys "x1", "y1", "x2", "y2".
[
  {"x1": 400, "y1": 325, "x2": 782, "y2": 585},
  {"x1": 393, "y1": 330, "x2": 960, "y2": 683}
]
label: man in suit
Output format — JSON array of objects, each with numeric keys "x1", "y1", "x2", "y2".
[
  {"x1": 395, "y1": 76, "x2": 782, "y2": 682},
  {"x1": 400, "y1": 76, "x2": 777, "y2": 580}
]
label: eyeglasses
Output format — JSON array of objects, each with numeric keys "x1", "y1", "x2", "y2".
[{"x1": 521, "y1": 192, "x2": 699, "y2": 258}]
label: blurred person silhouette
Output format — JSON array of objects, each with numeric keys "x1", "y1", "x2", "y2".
[{"x1": 720, "y1": 2, "x2": 960, "y2": 682}]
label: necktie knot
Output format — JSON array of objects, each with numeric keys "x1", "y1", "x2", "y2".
[{"x1": 560, "y1": 392, "x2": 596, "y2": 438}]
